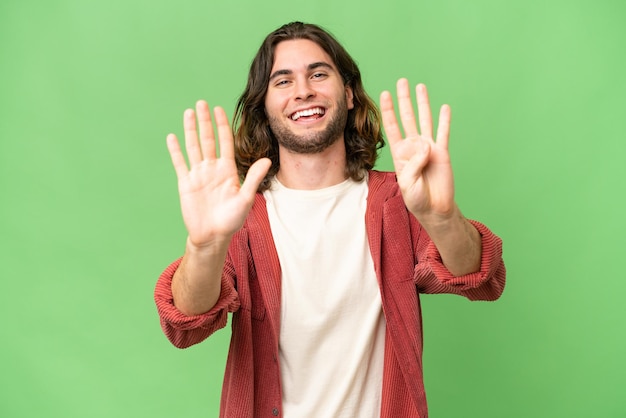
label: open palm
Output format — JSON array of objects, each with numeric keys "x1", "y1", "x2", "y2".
[
  {"x1": 380, "y1": 79, "x2": 456, "y2": 219},
  {"x1": 167, "y1": 101, "x2": 271, "y2": 247}
]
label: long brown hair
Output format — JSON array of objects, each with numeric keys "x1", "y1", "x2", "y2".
[{"x1": 233, "y1": 22, "x2": 384, "y2": 192}]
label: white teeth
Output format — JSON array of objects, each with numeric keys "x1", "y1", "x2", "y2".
[{"x1": 291, "y1": 107, "x2": 325, "y2": 121}]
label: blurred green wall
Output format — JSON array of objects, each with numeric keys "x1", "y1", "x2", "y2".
[{"x1": 1, "y1": 0, "x2": 625, "y2": 417}]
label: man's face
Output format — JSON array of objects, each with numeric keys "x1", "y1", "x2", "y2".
[{"x1": 264, "y1": 39, "x2": 354, "y2": 154}]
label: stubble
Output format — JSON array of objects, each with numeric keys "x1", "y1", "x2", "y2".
[{"x1": 268, "y1": 99, "x2": 349, "y2": 154}]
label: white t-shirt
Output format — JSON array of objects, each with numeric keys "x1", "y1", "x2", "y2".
[{"x1": 263, "y1": 176, "x2": 386, "y2": 417}]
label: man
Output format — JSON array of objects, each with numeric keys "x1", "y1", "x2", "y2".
[{"x1": 155, "y1": 21, "x2": 505, "y2": 418}]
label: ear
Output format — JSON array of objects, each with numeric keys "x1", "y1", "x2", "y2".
[{"x1": 345, "y1": 86, "x2": 354, "y2": 110}]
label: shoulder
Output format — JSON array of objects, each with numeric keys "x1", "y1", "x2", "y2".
[
  {"x1": 367, "y1": 170, "x2": 402, "y2": 199},
  {"x1": 368, "y1": 169, "x2": 396, "y2": 183}
]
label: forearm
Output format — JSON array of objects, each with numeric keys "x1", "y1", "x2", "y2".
[
  {"x1": 171, "y1": 236, "x2": 231, "y2": 316},
  {"x1": 415, "y1": 205, "x2": 482, "y2": 276}
]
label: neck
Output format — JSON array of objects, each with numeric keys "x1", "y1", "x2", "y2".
[{"x1": 276, "y1": 140, "x2": 347, "y2": 190}]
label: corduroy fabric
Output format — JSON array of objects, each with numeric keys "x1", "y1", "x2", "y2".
[{"x1": 154, "y1": 170, "x2": 506, "y2": 418}]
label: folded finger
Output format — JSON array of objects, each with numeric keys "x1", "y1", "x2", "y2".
[{"x1": 399, "y1": 139, "x2": 431, "y2": 185}]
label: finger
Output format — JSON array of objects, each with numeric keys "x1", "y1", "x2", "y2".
[
  {"x1": 397, "y1": 78, "x2": 419, "y2": 138},
  {"x1": 380, "y1": 90, "x2": 403, "y2": 146},
  {"x1": 196, "y1": 100, "x2": 216, "y2": 160},
  {"x1": 436, "y1": 104, "x2": 451, "y2": 150},
  {"x1": 183, "y1": 108, "x2": 203, "y2": 166},
  {"x1": 416, "y1": 84, "x2": 433, "y2": 139},
  {"x1": 213, "y1": 106, "x2": 235, "y2": 160},
  {"x1": 399, "y1": 139, "x2": 432, "y2": 184},
  {"x1": 166, "y1": 133, "x2": 190, "y2": 180},
  {"x1": 240, "y1": 158, "x2": 272, "y2": 197}
]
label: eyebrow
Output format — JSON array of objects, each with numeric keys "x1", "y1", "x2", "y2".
[{"x1": 268, "y1": 61, "x2": 336, "y2": 83}]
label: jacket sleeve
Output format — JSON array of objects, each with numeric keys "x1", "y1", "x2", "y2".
[
  {"x1": 154, "y1": 256, "x2": 241, "y2": 348},
  {"x1": 413, "y1": 219, "x2": 506, "y2": 300}
]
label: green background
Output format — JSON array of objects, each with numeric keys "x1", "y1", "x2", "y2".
[{"x1": 1, "y1": 0, "x2": 624, "y2": 417}]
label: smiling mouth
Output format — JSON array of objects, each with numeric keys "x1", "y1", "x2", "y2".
[{"x1": 290, "y1": 107, "x2": 326, "y2": 121}]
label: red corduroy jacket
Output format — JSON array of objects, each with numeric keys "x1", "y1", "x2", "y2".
[{"x1": 155, "y1": 170, "x2": 506, "y2": 418}]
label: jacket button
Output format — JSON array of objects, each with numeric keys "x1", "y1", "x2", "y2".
[{"x1": 272, "y1": 407, "x2": 279, "y2": 416}]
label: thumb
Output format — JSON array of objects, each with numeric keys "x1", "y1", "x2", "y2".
[
  {"x1": 399, "y1": 140, "x2": 431, "y2": 184},
  {"x1": 240, "y1": 158, "x2": 272, "y2": 196}
]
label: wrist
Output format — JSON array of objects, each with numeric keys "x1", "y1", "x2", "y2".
[
  {"x1": 411, "y1": 204, "x2": 462, "y2": 231},
  {"x1": 186, "y1": 234, "x2": 232, "y2": 257}
]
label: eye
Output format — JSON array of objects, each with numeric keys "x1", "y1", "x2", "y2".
[
  {"x1": 274, "y1": 79, "x2": 291, "y2": 87},
  {"x1": 311, "y1": 72, "x2": 328, "y2": 80}
]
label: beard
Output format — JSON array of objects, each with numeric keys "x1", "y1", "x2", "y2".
[{"x1": 268, "y1": 100, "x2": 349, "y2": 155}]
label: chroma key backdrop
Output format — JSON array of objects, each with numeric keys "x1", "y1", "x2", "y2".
[{"x1": 1, "y1": 0, "x2": 625, "y2": 417}]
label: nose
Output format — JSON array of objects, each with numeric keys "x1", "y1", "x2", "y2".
[{"x1": 294, "y1": 78, "x2": 315, "y2": 101}]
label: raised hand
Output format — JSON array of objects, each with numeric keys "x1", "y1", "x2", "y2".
[
  {"x1": 167, "y1": 100, "x2": 271, "y2": 248},
  {"x1": 380, "y1": 79, "x2": 455, "y2": 221},
  {"x1": 381, "y1": 79, "x2": 482, "y2": 275}
]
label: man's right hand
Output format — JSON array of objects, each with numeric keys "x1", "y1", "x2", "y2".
[
  {"x1": 167, "y1": 100, "x2": 272, "y2": 248},
  {"x1": 166, "y1": 101, "x2": 271, "y2": 315}
]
